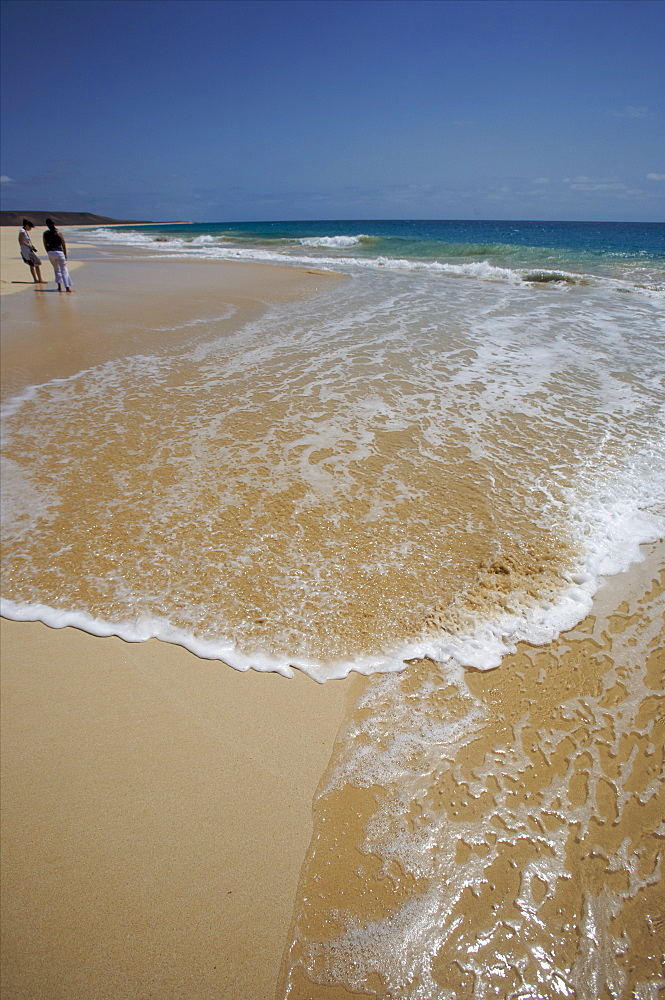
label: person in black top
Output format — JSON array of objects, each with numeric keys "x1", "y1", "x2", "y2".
[{"x1": 43, "y1": 218, "x2": 73, "y2": 292}]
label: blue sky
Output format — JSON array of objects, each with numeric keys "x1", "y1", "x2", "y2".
[{"x1": 1, "y1": 0, "x2": 663, "y2": 221}]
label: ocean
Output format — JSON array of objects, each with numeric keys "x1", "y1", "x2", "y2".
[
  {"x1": 1, "y1": 219, "x2": 664, "y2": 997},
  {"x1": 89, "y1": 217, "x2": 665, "y2": 283}
]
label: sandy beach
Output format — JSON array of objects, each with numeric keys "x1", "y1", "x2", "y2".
[
  {"x1": 1, "y1": 227, "x2": 363, "y2": 1000},
  {"x1": 1, "y1": 619, "x2": 365, "y2": 1000},
  {"x1": 1, "y1": 224, "x2": 663, "y2": 999}
]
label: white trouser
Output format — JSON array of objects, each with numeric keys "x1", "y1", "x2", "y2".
[{"x1": 48, "y1": 250, "x2": 72, "y2": 288}]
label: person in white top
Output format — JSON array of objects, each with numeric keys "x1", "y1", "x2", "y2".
[{"x1": 18, "y1": 219, "x2": 44, "y2": 284}]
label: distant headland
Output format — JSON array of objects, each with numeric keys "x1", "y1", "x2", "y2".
[{"x1": 0, "y1": 211, "x2": 160, "y2": 227}]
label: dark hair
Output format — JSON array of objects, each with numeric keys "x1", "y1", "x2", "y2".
[
  {"x1": 45, "y1": 217, "x2": 57, "y2": 231},
  {"x1": 22, "y1": 218, "x2": 33, "y2": 228}
]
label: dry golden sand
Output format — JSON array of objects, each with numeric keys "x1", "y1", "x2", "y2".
[{"x1": 1, "y1": 620, "x2": 364, "y2": 1000}]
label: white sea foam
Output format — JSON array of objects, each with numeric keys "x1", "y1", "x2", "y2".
[
  {"x1": 1, "y1": 384, "x2": 662, "y2": 682},
  {"x1": 86, "y1": 226, "x2": 525, "y2": 280},
  {"x1": 86, "y1": 227, "x2": 155, "y2": 246},
  {"x1": 2, "y1": 242, "x2": 663, "y2": 681},
  {"x1": 415, "y1": 465, "x2": 663, "y2": 673},
  {"x1": 1, "y1": 479, "x2": 659, "y2": 680},
  {"x1": 83, "y1": 225, "x2": 665, "y2": 299},
  {"x1": 298, "y1": 235, "x2": 366, "y2": 248}
]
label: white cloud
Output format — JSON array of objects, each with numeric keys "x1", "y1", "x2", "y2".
[
  {"x1": 558, "y1": 176, "x2": 652, "y2": 200},
  {"x1": 532, "y1": 177, "x2": 550, "y2": 185},
  {"x1": 566, "y1": 176, "x2": 627, "y2": 193},
  {"x1": 0, "y1": 175, "x2": 15, "y2": 184},
  {"x1": 608, "y1": 105, "x2": 654, "y2": 119},
  {"x1": 646, "y1": 172, "x2": 665, "y2": 181}
]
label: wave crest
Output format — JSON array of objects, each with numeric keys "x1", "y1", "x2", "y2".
[{"x1": 299, "y1": 235, "x2": 368, "y2": 248}]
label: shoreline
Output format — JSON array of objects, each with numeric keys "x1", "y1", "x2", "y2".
[
  {"x1": 1, "y1": 229, "x2": 343, "y2": 401},
  {"x1": 280, "y1": 537, "x2": 664, "y2": 997},
  {"x1": 1, "y1": 234, "x2": 358, "y2": 1000},
  {"x1": 1, "y1": 224, "x2": 663, "y2": 998}
]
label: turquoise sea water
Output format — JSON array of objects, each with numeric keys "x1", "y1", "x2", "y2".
[{"x1": 97, "y1": 218, "x2": 665, "y2": 285}]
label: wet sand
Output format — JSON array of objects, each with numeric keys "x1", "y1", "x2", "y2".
[
  {"x1": 280, "y1": 541, "x2": 664, "y2": 997},
  {"x1": 1, "y1": 226, "x2": 338, "y2": 398}
]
